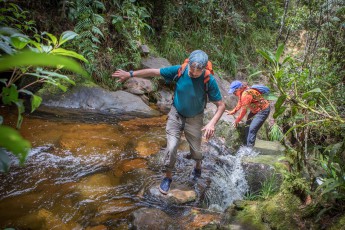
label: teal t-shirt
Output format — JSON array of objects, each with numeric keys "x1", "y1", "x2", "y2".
[{"x1": 160, "y1": 65, "x2": 222, "y2": 117}]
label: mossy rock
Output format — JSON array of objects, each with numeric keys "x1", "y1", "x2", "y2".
[
  {"x1": 234, "y1": 200, "x2": 270, "y2": 230},
  {"x1": 259, "y1": 192, "x2": 302, "y2": 230}
]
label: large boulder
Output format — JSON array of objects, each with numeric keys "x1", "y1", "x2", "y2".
[{"x1": 36, "y1": 85, "x2": 160, "y2": 122}]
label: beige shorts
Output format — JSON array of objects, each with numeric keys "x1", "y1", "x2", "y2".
[{"x1": 164, "y1": 105, "x2": 204, "y2": 172}]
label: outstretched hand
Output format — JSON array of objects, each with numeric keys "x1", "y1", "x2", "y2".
[
  {"x1": 201, "y1": 123, "x2": 215, "y2": 141},
  {"x1": 225, "y1": 110, "x2": 234, "y2": 116},
  {"x1": 111, "y1": 69, "x2": 130, "y2": 82}
]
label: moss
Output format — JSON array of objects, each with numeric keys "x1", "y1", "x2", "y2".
[
  {"x1": 36, "y1": 80, "x2": 96, "y2": 98},
  {"x1": 259, "y1": 192, "x2": 302, "y2": 230},
  {"x1": 235, "y1": 201, "x2": 270, "y2": 230}
]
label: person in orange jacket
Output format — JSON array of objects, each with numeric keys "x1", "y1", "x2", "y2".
[{"x1": 226, "y1": 80, "x2": 270, "y2": 147}]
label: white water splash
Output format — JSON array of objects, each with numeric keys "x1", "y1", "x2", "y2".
[{"x1": 206, "y1": 146, "x2": 259, "y2": 211}]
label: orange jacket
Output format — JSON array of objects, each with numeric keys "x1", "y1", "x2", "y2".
[{"x1": 229, "y1": 88, "x2": 270, "y2": 124}]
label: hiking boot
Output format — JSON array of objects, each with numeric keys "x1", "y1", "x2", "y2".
[
  {"x1": 184, "y1": 153, "x2": 192, "y2": 160},
  {"x1": 159, "y1": 177, "x2": 172, "y2": 195},
  {"x1": 192, "y1": 168, "x2": 202, "y2": 180}
]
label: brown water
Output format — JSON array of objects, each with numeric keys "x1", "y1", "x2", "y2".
[
  {"x1": 0, "y1": 108, "x2": 252, "y2": 229},
  {"x1": 0, "y1": 110, "x2": 176, "y2": 229}
]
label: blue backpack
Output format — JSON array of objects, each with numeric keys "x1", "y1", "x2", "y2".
[{"x1": 250, "y1": 84, "x2": 270, "y2": 95}]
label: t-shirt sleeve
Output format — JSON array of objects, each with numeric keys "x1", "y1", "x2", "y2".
[
  {"x1": 208, "y1": 76, "x2": 222, "y2": 101},
  {"x1": 159, "y1": 65, "x2": 180, "y2": 83}
]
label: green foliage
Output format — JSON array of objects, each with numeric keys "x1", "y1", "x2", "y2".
[
  {"x1": 258, "y1": 41, "x2": 344, "y2": 220},
  {"x1": 315, "y1": 143, "x2": 345, "y2": 204},
  {"x1": 0, "y1": 125, "x2": 31, "y2": 172},
  {"x1": 0, "y1": 2, "x2": 89, "y2": 172},
  {"x1": 110, "y1": 0, "x2": 152, "y2": 67},
  {"x1": 67, "y1": 0, "x2": 105, "y2": 74},
  {"x1": 0, "y1": 0, "x2": 36, "y2": 34},
  {"x1": 268, "y1": 123, "x2": 284, "y2": 142}
]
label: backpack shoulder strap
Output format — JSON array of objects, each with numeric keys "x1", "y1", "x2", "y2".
[{"x1": 173, "y1": 59, "x2": 189, "y2": 82}]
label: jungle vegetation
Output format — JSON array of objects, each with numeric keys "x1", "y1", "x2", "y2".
[{"x1": 0, "y1": 0, "x2": 344, "y2": 228}]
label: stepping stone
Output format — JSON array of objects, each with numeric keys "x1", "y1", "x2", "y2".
[{"x1": 254, "y1": 139, "x2": 285, "y2": 155}]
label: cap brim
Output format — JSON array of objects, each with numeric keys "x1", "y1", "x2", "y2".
[{"x1": 228, "y1": 89, "x2": 235, "y2": 94}]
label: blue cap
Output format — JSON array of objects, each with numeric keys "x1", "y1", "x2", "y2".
[
  {"x1": 189, "y1": 50, "x2": 208, "y2": 68},
  {"x1": 228, "y1": 80, "x2": 243, "y2": 94}
]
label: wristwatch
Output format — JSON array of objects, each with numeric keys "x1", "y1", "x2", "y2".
[{"x1": 129, "y1": 70, "x2": 134, "y2": 78}]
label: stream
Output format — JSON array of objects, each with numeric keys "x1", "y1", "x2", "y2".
[{"x1": 0, "y1": 109, "x2": 258, "y2": 229}]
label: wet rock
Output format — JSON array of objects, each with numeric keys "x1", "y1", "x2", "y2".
[
  {"x1": 123, "y1": 77, "x2": 155, "y2": 95},
  {"x1": 130, "y1": 208, "x2": 180, "y2": 230},
  {"x1": 36, "y1": 86, "x2": 160, "y2": 122},
  {"x1": 36, "y1": 208, "x2": 82, "y2": 230},
  {"x1": 148, "y1": 183, "x2": 196, "y2": 205},
  {"x1": 76, "y1": 173, "x2": 119, "y2": 199},
  {"x1": 155, "y1": 89, "x2": 173, "y2": 114},
  {"x1": 97, "y1": 199, "x2": 135, "y2": 216},
  {"x1": 242, "y1": 162, "x2": 281, "y2": 194},
  {"x1": 254, "y1": 139, "x2": 286, "y2": 155},
  {"x1": 182, "y1": 208, "x2": 221, "y2": 230},
  {"x1": 114, "y1": 159, "x2": 148, "y2": 177},
  {"x1": 141, "y1": 56, "x2": 171, "y2": 69}
]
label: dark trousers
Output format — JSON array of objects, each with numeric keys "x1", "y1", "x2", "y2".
[{"x1": 245, "y1": 107, "x2": 270, "y2": 147}]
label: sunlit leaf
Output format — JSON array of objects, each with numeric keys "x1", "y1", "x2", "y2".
[
  {"x1": 50, "y1": 48, "x2": 88, "y2": 63},
  {"x1": 31, "y1": 94, "x2": 42, "y2": 112},
  {"x1": 59, "y1": 31, "x2": 78, "y2": 46},
  {"x1": 0, "y1": 51, "x2": 88, "y2": 77},
  {"x1": 275, "y1": 43, "x2": 284, "y2": 62},
  {"x1": 42, "y1": 32, "x2": 57, "y2": 46},
  {"x1": 0, "y1": 125, "x2": 31, "y2": 165},
  {"x1": 10, "y1": 36, "x2": 28, "y2": 50}
]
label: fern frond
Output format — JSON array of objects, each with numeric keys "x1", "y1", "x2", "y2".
[
  {"x1": 91, "y1": 36, "x2": 101, "y2": 44},
  {"x1": 93, "y1": 1, "x2": 105, "y2": 11},
  {"x1": 92, "y1": 14, "x2": 105, "y2": 24},
  {"x1": 91, "y1": 26, "x2": 104, "y2": 38},
  {"x1": 75, "y1": 18, "x2": 92, "y2": 31}
]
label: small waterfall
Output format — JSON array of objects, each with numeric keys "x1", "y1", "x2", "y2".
[{"x1": 203, "y1": 144, "x2": 259, "y2": 211}]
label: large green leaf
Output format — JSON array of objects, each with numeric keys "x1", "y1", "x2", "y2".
[
  {"x1": 2, "y1": 85, "x2": 18, "y2": 104},
  {"x1": 31, "y1": 94, "x2": 42, "y2": 112},
  {"x1": 302, "y1": 88, "x2": 322, "y2": 99},
  {"x1": 275, "y1": 44, "x2": 285, "y2": 62},
  {"x1": 0, "y1": 125, "x2": 31, "y2": 165},
  {"x1": 50, "y1": 48, "x2": 88, "y2": 63},
  {"x1": 10, "y1": 34, "x2": 29, "y2": 50},
  {"x1": 273, "y1": 95, "x2": 287, "y2": 119},
  {"x1": 0, "y1": 51, "x2": 88, "y2": 77}
]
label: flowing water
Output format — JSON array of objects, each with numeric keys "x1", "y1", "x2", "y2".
[{"x1": 0, "y1": 109, "x2": 257, "y2": 229}]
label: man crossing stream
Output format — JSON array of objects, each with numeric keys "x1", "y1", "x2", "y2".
[{"x1": 112, "y1": 50, "x2": 225, "y2": 195}]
